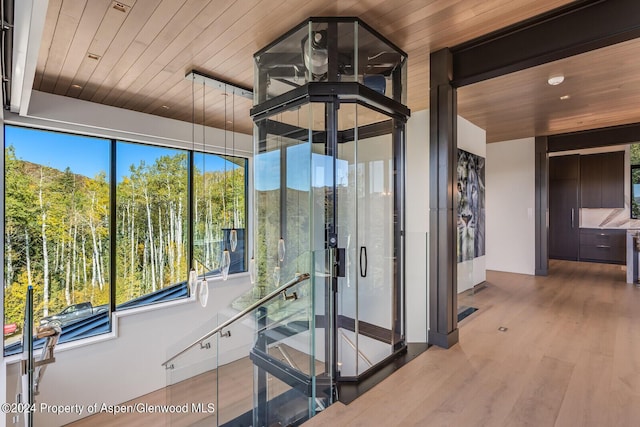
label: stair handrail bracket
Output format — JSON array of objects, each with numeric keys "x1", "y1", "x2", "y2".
[{"x1": 162, "y1": 273, "x2": 310, "y2": 367}]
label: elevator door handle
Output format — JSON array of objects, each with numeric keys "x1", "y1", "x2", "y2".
[
  {"x1": 360, "y1": 246, "x2": 367, "y2": 277},
  {"x1": 571, "y1": 208, "x2": 575, "y2": 228}
]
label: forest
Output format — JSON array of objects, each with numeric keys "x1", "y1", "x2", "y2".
[{"x1": 4, "y1": 143, "x2": 245, "y2": 338}]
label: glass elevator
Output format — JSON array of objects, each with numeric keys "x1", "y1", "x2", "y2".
[{"x1": 251, "y1": 17, "x2": 410, "y2": 394}]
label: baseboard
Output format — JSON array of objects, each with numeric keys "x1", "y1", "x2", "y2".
[{"x1": 428, "y1": 328, "x2": 459, "y2": 349}]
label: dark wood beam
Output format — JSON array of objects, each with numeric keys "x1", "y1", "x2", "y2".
[
  {"x1": 428, "y1": 48, "x2": 459, "y2": 349},
  {"x1": 535, "y1": 137, "x2": 549, "y2": 276},
  {"x1": 451, "y1": 0, "x2": 640, "y2": 87},
  {"x1": 548, "y1": 122, "x2": 640, "y2": 152}
]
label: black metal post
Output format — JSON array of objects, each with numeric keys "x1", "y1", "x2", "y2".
[
  {"x1": 393, "y1": 118, "x2": 406, "y2": 348},
  {"x1": 255, "y1": 306, "x2": 268, "y2": 426},
  {"x1": 109, "y1": 141, "x2": 117, "y2": 315},
  {"x1": 187, "y1": 150, "x2": 194, "y2": 274},
  {"x1": 25, "y1": 286, "x2": 34, "y2": 427}
]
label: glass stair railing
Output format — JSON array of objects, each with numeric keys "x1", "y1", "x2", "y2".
[{"x1": 163, "y1": 271, "x2": 331, "y2": 426}]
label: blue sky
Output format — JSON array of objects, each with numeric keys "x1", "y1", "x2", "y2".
[
  {"x1": 6, "y1": 126, "x2": 240, "y2": 182},
  {"x1": 6, "y1": 126, "x2": 110, "y2": 179}
]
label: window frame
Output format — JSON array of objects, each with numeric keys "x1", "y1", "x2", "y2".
[
  {"x1": 631, "y1": 164, "x2": 640, "y2": 219},
  {"x1": 3, "y1": 123, "x2": 250, "y2": 355}
]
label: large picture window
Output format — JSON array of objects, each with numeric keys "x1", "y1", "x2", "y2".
[
  {"x1": 4, "y1": 126, "x2": 248, "y2": 355},
  {"x1": 4, "y1": 126, "x2": 111, "y2": 352},
  {"x1": 115, "y1": 142, "x2": 188, "y2": 306}
]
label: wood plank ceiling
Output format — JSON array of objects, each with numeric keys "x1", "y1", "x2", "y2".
[{"x1": 35, "y1": 0, "x2": 639, "y2": 143}]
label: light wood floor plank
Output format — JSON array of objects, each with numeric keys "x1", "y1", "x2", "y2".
[{"x1": 305, "y1": 260, "x2": 640, "y2": 427}]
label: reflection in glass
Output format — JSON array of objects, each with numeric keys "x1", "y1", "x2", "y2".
[
  {"x1": 278, "y1": 237, "x2": 286, "y2": 262},
  {"x1": 229, "y1": 228, "x2": 238, "y2": 252},
  {"x1": 249, "y1": 257, "x2": 256, "y2": 284},
  {"x1": 220, "y1": 249, "x2": 231, "y2": 281},
  {"x1": 273, "y1": 266, "x2": 281, "y2": 286},
  {"x1": 188, "y1": 269, "x2": 198, "y2": 296},
  {"x1": 193, "y1": 153, "x2": 247, "y2": 277}
]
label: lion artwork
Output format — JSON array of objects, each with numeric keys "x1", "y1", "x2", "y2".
[{"x1": 456, "y1": 149, "x2": 485, "y2": 262}]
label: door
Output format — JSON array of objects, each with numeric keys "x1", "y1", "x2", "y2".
[
  {"x1": 549, "y1": 155, "x2": 580, "y2": 260},
  {"x1": 335, "y1": 104, "x2": 401, "y2": 379}
]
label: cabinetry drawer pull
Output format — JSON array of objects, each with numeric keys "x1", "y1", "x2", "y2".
[{"x1": 596, "y1": 245, "x2": 611, "y2": 249}]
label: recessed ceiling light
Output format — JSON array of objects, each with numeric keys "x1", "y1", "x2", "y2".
[
  {"x1": 560, "y1": 95, "x2": 570, "y2": 100},
  {"x1": 548, "y1": 74, "x2": 565, "y2": 86},
  {"x1": 161, "y1": 105, "x2": 170, "y2": 110},
  {"x1": 71, "y1": 84, "x2": 82, "y2": 89}
]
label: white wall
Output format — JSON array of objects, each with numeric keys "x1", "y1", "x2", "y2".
[
  {"x1": 486, "y1": 138, "x2": 536, "y2": 275},
  {"x1": 457, "y1": 116, "x2": 487, "y2": 292},
  {"x1": 5, "y1": 276, "x2": 253, "y2": 427},
  {"x1": 405, "y1": 110, "x2": 429, "y2": 343}
]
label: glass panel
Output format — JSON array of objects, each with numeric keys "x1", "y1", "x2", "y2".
[
  {"x1": 251, "y1": 274, "x2": 317, "y2": 426},
  {"x1": 252, "y1": 100, "x2": 333, "y2": 413},
  {"x1": 115, "y1": 142, "x2": 187, "y2": 307},
  {"x1": 354, "y1": 107, "x2": 394, "y2": 375},
  {"x1": 335, "y1": 105, "x2": 397, "y2": 377},
  {"x1": 337, "y1": 22, "x2": 358, "y2": 82},
  {"x1": 254, "y1": 19, "x2": 407, "y2": 104},
  {"x1": 335, "y1": 103, "x2": 358, "y2": 377},
  {"x1": 356, "y1": 23, "x2": 407, "y2": 103},
  {"x1": 4, "y1": 126, "x2": 111, "y2": 355},
  {"x1": 254, "y1": 23, "x2": 311, "y2": 104},
  {"x1": 254, "y1": 104, "x2": 315, "y2": 298},
  {"x1": 193, "y1": 153, "x2": 247, "y2": 276},
  {"x1": 165, "y1": 314, "x2": 220, "y2": 426}
]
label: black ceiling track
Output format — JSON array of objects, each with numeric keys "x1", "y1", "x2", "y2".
[{"x1": 449, "y1": 0, "x2": 640, "y2": 87}]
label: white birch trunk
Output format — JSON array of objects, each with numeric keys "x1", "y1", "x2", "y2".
[{"x1": 39, "y1": 168, "x2": 50, "y2": 316}]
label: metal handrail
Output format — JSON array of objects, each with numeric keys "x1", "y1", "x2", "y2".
[{"x1": 162, "y1": 272, "x2": 310, "y2": 366}]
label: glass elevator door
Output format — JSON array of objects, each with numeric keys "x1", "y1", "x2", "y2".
[{"x1": 335, "y1": 103, "x2": 403, "y2": 379}]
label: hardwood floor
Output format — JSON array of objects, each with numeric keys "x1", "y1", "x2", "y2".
[
  {"x1": 67, "y1": 260, "x2": 640, "y2": 426},
  {"x1": 305, "y1": 260, "x2": 640, "y2": 427}
]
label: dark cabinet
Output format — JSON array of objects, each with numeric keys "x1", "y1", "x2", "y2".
[
  {"x1": 549, "y1": 155, "x2": 580, "y2": 261},
  {"x1": 579, "y1": 228, "x2": 626, "y2": 264},
  {"x1": 580, "y1": 152, "x2": 624, "y2": 208}
]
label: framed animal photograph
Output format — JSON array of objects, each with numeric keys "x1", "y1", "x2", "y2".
[{"x1": 456, "y1": 149, "x2": 485, "y2": 262}]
